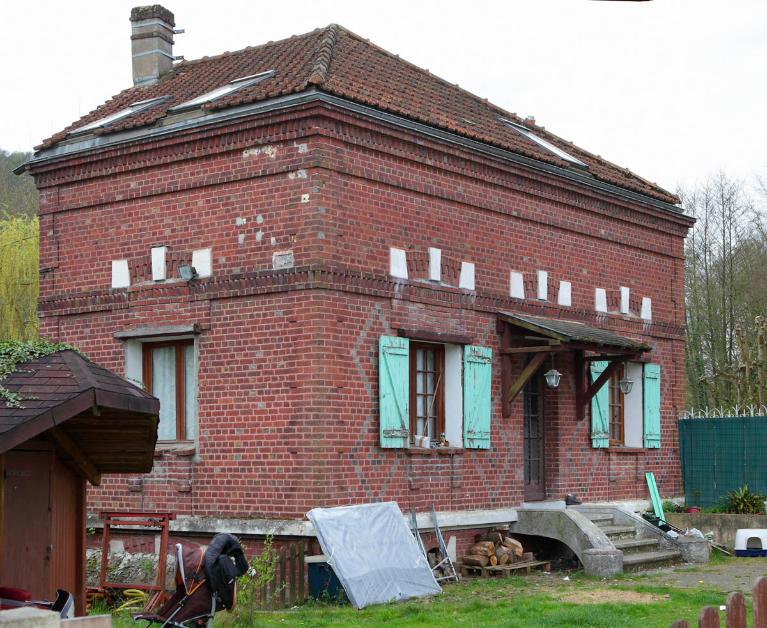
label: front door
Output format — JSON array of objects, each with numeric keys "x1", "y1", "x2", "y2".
[{"x1": 523, "y1": 371, "x2": 546, "y2": 501}]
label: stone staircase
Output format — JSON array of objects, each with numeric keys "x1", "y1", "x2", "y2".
[{"x1": 582, "y1": 511, "x2": 683, "y2": 572}]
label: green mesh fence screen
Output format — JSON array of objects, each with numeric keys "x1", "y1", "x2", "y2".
[{"x1": 678, "y1": 416, "x2": 767, "y2": 507}]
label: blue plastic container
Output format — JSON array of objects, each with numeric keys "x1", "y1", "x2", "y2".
[{"x1": 305, "y1": 555, "x2": 343, "y2": 600}]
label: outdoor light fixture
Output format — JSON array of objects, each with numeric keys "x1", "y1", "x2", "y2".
[
  {"x1": 178, "y1": 264, "x2": 198, "y2": 281},
  {"x1": 619, "y1": 376, "x2": 634, "y2": 395},
  {"x1": 543, "y1": 353, "x2": 561, "y2": 389}
]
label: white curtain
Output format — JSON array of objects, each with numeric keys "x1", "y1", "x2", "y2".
[
  {"x1": 184, "y1": 344, "x2": 198, "y2": 440},
  {"x1": 152, "y1": 346, "x2": 177, "y2": 440}
]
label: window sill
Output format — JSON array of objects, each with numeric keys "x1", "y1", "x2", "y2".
[
  {"x1": 406, "y1": 447, "x2": 464, "y2": 456},
  {"x1": 607, "y1": 446, "x2": 645, "y2": 454},
  {"x1": 154, "y1": 442, "x2": 196, "y2": 457}
]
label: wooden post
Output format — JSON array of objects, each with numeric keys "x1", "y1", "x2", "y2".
[
  {"x1": 754, "y1": 576, "x2": 767, "y2": 628},
  {"x1": 298, "y1": 541, "x2": 305, "y2": 603},
  {"x1": 279, "y1": 547, "x2": 287, "y2": 608},
  {"x1": 574, "y1": 351, "x2": 585, "y2": 421},
  {"x1": 501, "y1": 326, "x2": 512, "y2": 417},
  {"x1": 288, "y1": 543, "x2": 296, "y2": 606},
  {"x1": 698, "y1": 606, "x2": 720, "y2": 628},
  {"x1": 725, "y1": 591, "x2": 746, "y2": 628}
]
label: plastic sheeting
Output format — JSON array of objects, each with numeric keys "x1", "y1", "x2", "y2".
[{"x1": 306, "y1": 502, "x2": 441, "y2": 609}]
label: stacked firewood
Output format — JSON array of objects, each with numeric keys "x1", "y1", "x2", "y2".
[{"x1": 461, "y1": 531, "x2": 534, "y2": 568}]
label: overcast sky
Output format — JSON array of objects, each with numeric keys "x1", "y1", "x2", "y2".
[{"x1": 1, "y1": 0, "x2": 764, "y2": 193}]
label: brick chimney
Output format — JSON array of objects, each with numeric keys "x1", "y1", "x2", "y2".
[{"x1": 130, "y1": 5, "x2": 176, "y2": 86}]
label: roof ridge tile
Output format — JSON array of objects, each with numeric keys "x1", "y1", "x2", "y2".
[{"x1": 306, "y1": 24, "x2": 340, "y2": 87}]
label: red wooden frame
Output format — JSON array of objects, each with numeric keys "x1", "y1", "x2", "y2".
[{"x1": 97, "y1": 511, "x2": 176, "y2": 609}]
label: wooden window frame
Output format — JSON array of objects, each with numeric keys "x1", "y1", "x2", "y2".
[
  {"x1": 142, "y1": 339, "x2": 194, "y2": 442},
  {"x1": 608, "y1": 364, "x2": 625, "y2": 445},
  {"x1": 408, "y1": 342, "x2": 446, "y2": 445}
]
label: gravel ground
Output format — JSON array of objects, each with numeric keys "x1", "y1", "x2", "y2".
[{"x1": 641, "y1": 557, "x2": 767, "y2": 594}]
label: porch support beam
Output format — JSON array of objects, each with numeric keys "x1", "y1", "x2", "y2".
[
  {"x1": 49, "y1": 426, "x2": 101, "y2": 486},
  {"x1": 506, "y1": 352, "x2": 548, "y2": 408},
  {"x1": 501, "y1": 342, "x2": 563, "y2": 355},
  {"x1": 583, "y1": 353, "x2": 641, "y2": 363}
]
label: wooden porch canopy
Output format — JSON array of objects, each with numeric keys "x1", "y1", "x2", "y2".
[
  {"x1": 0, "y1": 350, "x2": 159, "y2": 485},
  {"x1": 497, "y1": 312, "x2": 652, "y2": 420}
]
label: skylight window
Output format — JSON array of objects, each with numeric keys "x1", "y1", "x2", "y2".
[
  {"x1": 500, "y1": 118, "x2": 586, "y2": 167},
  {"x1": 72, "y1": 96, "x2": 169, "y2": 133},
  {"x1": 171, "y1": 70, "x2": 275, "y2": 110}
]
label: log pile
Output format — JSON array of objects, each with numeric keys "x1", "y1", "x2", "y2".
[{"x1": 461, "y1": 532, "x2": 534, "y2": 568}]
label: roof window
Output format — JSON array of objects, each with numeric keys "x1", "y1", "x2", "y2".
[
  {"x1": 72, "y1": 96, "x2": 169, "y2": 133},
  {"x1": 500, "y1": 118, "x2": 586, "y2": 167},
  {"x1": 171, "y1": 70, "x2": 275, "y2": 110}
]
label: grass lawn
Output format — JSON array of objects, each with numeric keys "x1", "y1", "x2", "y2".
[{"x1": 107, "y1": 558, "x2": 756, "y2": 628}]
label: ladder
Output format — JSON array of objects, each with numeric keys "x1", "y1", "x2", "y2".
[{"x1": 409, "y1": 507, "x2": 460, "y2": 583}]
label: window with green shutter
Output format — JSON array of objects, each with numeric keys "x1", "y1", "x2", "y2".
[
  {"x1": 590, "y1": 361, "x2": 609, "y2": 448},
  {"x1": 378, "y1": 336, "x2": 493, "y2": 450},
  {"x1": 463, "y1": 345, "x2": 492, "y2": 449},
  {"x1": 643, "y1": 363, "x2": 661, "y2": 448},
  {"x1": 379, "y1": 336, "x2": 410, "y2": 448}
]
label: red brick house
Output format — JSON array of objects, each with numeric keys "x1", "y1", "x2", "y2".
[{"x1": 21, "y1": 7, "x2": 693, "y2": 542}]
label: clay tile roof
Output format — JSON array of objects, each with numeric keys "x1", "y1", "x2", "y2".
[
  {"x1": 0, "y1": 350, "x2": 159, "y2": 474},
  {"x1": 40, "y1": 24, "x2": 678, "y2": 205}
]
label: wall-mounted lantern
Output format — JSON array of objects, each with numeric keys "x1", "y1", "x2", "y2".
[
  {"x1": 619, "y1": 376, "x2": 634, "y2": 395},
  {"x1": 178, "y1": 264, "x2": 199, "y2": 281},
  {"x1": 544, "y1": 368, "x2": 562, "y2": 389},
  {"x1": 543, "y1": 353, "x2": 561, "y2": 389}
]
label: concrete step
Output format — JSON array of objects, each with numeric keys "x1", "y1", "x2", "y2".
[
  {"x1": 597, "y1": 524, "x2": 637, "y2": 539},
  {"x1": 585, "y1": 514, "x2": 614, "y2": 525},
  {"x1": 612, "y1": 537, "x2": 660, "y2": 555},
  {"x1": 622, "y1": 549, "x2": 682, "y2": 572}
]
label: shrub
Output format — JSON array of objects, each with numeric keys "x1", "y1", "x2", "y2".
[{"x1": 722, "y1": 485, "x2": 765, "y2": 514}]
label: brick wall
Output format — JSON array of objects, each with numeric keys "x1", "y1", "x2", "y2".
[{"x1": 31, "y1": 102, "x2": 691, "y2": 523}]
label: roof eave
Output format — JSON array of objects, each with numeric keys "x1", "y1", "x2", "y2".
[{"x1": 20, "y1": 89, "x2": 687, "y2": 218}]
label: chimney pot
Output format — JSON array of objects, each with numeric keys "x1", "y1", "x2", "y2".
[{"x1": 130, "y1": 5, "x2": 176, "y2": 86}]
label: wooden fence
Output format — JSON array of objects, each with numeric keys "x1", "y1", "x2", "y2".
[
  {"x1": 671, "y1": 576, "x2": 767, "y2": 628},
  {"x1": 253, "y1": 541, "x2": 306, "y2": 609}
]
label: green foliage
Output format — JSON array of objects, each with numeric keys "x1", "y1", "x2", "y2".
[
  {"x1": 0, "y1": 150, "x2": 37, "y2": 219},
  {"x1": 0, "y1": 215, "x2": 39, "y2": 340},
  {"x1": 0, "y1": 339, "x2": 79, "y2": 407},
  {"x1": 722, "y1": 485, "x2": 766, "y2": 514},
  {"x1": 229, "y1": 535, "x2": 280, "y2": 620},
  {"x1": 661, "y1": 500, "x2": 682, "y2": 514}
]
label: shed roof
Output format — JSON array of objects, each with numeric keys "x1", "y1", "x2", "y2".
[
  {"x1": 0, "y1": 350, "x2": 158, "y2": 480},
  {"x1": 498, "y1": 312, "x2": 651, "y2": 352},
  {"x1": 40, "y1": 24, "x2": 678, "y2": 206}
]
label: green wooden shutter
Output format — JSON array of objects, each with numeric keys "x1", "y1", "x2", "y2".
[
  {"x1": 463, "y1": 345, "x2": 492, "y2": 449},
  {"x1": 643, "y1": 363, "x2": 661, "y2": 448},
  {"x1": 379, "y1": 336, "x2": 410, "y2": 448},
  {"x1": 590, "y1": 361, "x2": 609, "y2": 448}
]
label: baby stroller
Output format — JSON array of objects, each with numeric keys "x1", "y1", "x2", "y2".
[{"x1": 134, "y1": 533, "x2": 249, "y2": 628}]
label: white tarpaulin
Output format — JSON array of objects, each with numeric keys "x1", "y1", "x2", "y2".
[{"x1": 306, "y1": 502, "x2": 441, "y2": 609}]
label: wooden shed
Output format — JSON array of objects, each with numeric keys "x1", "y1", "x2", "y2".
[{"x1": 0, "y1": 349, "x2": 159, "y2": 615}]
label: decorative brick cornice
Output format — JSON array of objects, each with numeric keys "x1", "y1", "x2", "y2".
[{"x1": 39, "y1": 264, "x2": 686, "y2": 341}]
